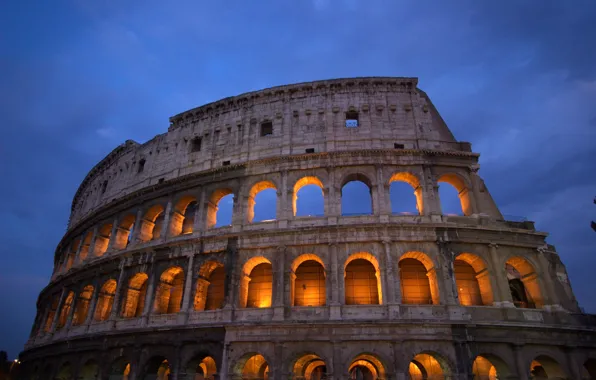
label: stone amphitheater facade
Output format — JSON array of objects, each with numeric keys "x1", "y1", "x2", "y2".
[{"x1": 19, "y1": 77, "x2": 596, "y2": 380}]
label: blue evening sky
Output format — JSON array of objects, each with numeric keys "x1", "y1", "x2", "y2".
[{"x1": 1, "y1": 0, "x2": 595, "y2": 359}]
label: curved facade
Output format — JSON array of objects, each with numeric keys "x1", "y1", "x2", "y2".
[{"x1": 20, "y1": 77, "x2": 596, "y2": 380}]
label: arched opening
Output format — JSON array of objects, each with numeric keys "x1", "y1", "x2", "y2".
[
  {"x1": 194, "y1": 261, "x2": 226, "y2": 311},
  {"x1": 121, "y1": 273, "x2": 149, "y2": 318},
  {"x1": 389, "y1": 172, "x2": 422, "y2": 215},
  {"x1": 185, "y1": 355, "x2": 217, "y2": 380},
  {"x1": 65, "y1": 239, "x2": 79, "y2": 271},
  {"x1": 143, "y1": 356, "x2": 171, "y2": 380},
  {"x1": 53, "y1": 362, "x2": 72, "y2": 380},
  {"x1": 344, "y1": 254, "x2": 381, "y2": 305},
  {"x1": 56, "y1": 291, "x2": 74, "y2": 329},
  {"x1": 109, "y1": 357, "x2": 131, "y2": 380},
  {"x1": 291, "y1": 255, "x2": 326, "y2": 307},
  {"x1": 471, "y1": 356, "x2": 498, "y2": 380},
  {"x1": 530, "y1": 355, "x2": 567, "y2": 379},
  {"x1": 72, "y1": 285, "x2": 94, "y2": 326},
  {"x1": 170, "y1": 196, "x2": 198, "y2": 236},
  {"x1": 206, "y1": 189, "x2": 234, "y2": 228},
  {"x1": 454, "y1": 253, "x2": 493, "y2": 306},
  {"x1": 506, "y1": 257, "x2": 543, "y2": 309},
  {"x1": 94, "y1": 279, "x2": 117, "y2": 321},
  {"x1": 248, "y1": 181, "x2": 277, "y2": 223},
  {"x1": 139, "y1": 204, "x2": 165, "y2": 242},
  {"x1": 79, "y1": 359, "x2": 99, "y2": 380},
  {"x1": 438, "y1": 173, "x2": 472, "y2": 216},
  {"x1": 154, "y1": 267, "x2": 184, "y2": 314},
  {"x1": 348, "y1": 353, "x2": 386, "y2": 380},
  {"x1": 293, "y1": 176, "x2": 325, "y2": 217},
  {"x1": 114, "y1": 214, "x2": 136, "y2": 250},
  {"x1": 399, "y1": 252, "x2": 440, "y2": 305},
  {"x1": 582, "y1": 358, "x2": 596, "y2": 379},
  {"x1": 239, "y1": 257, "x2": 273, "y2": 308},
  {"x1": 241, "y1": 354, "x2": 269, "y2": 379},
  {"x1": 409, "y1": 353, "x2": 450, "y2": 380},
  {"x1": 94, "y1": 223, "x2": 113, "y2": 257},
  {"x1": 341, "y1": 174, "x2": 373, "y2": 216},
  {"x1": 292, "y1": 353, "x2": 327, "y2": 380},
  {"x1": 44, "y1": 295, "x2": 59, "y2": 332},
  {"x1": 78, "y1": 231, "x2": 93, "y2": 262}
]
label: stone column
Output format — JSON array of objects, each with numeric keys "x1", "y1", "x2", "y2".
[
  {"x1": 564, "y1": 346, "x2": 581, "y2": 380},
  {"x1": 488, "y1": 244, "x2": 514, "y2": 307},
  {"x1": 513, "y1": 345, "x2": 529, "y2": 380},
  {"x1": 87, "y1": 225, "x2": 100, "y2": 258},
  {"x1": 131, "y1": 209, "x2": 144, "y2": 244},
  {"x1": 278, "y1": 170, "x2": 290, "y2": 225},
  {"x1": 193, "y1": 187, "x2": 206, "y2": 235},
  {"x1": 271, "y1": 342, "x2": 284, "y2": 379},
  {"x1": 535, "y1": 247, "x2": 561, "y2": 310},
  {"x1": 331, "y1": 341, "x2": 344, "y2": 380},
  {"x1": 468, "y1": 165, "x2": 483, "y2": 215},
  {"x1": 383, "y1": 240, "x2": 400, "y2": 305},
  {"x1": 375, "y1": 165, "x2": 389, "y2": 218},
  {"x1": 160, "y1": 198, "x2": 173, "y2": 242},
  {"x1": 141, "y1": 265, "x2": 159, "y2": 325},
  {"x1": 422, "y1": 165, "x2": 441, "y2": 218},
  {"x1": 327, "y1": 168, "x2": 340, "y2": 221},
  {"x1": 109, "y1": 261, "x2": 127, "y2": 321},
  {"x1": 435, "y1": 241, "x2": 457, "y2": 305},
  {"x1": 180, "y1": 255, "x2": 196, "y2": 321},
  {"x1": 73, "y1": 238, "x2": 84, "y2": 266},
  {"x1": 106, "y1": 216, "x2": 120, "y2": 252},
  {"x1": 84, "y1": 282, "x2": 99, "y2": 326},
  {"x1": 49, "y1": 288, "x2": 67, "y2": 334},
  {"x1": 329, "y1": 244, "x2": 341, "y2": 320},
  {"x1": 273, "y1": 245, "x2": 286, "y2": 320},
  {"x1": 63, "y1": 290, "x2": 78, "y2": 331}
]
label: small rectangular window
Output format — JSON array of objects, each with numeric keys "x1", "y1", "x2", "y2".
[
  {"x1": 394, "y1": 143, "x2": 405, "y2": 149},
  {"x1": 137, "y1": 159, "x2": 145, "y2": 173},
  {"x1": 191, "y1": 137, "x2": 202, "y2": 152},
  {"x1": 101, "y1": 180, "x2": 108, "y2": 194},
  {"x1": 158, "y1": 178, "x2": 164, "y2": 184},
  {"x1": 222, "y1": 160, "x2": 231, "y2": 166},
  {"x1": 305, "y1": 148, "x2": 315, "y2": 154},
  {"x1": 260, "y1": 121, "x2": 273, "y2": 136},
  {"x1": 345, "y1": 111, "x2": 359, "y2": 128}
]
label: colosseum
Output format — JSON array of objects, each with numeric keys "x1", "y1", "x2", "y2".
[{"x1": 18, "y1": 77, "x2": 596, "y2": 380}]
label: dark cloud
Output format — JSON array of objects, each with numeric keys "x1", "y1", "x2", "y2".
[{"x1": 1, "y1": 0, "x2": 595, "y2": 359}]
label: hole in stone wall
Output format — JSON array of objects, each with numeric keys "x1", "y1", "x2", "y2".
[
  {"x1": 137, "y1": 159, "x2": 146, "y2": 173},
  {"x1": 345, "y1": 111, "x2": 359, "y2": 127},
  {"x1": 260, "y1": 121, "x2": 273, "y2": 136}
]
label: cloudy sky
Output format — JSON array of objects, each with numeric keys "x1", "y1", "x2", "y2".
[{"x1": 1, "y1": 0, "x2": 595, "y2": 359}]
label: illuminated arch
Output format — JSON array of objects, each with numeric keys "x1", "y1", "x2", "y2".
[
  {"x1": 291, "y1": 254, "x2": 326, "y2": 307},
  {"x1": 291, "y1": 353, "x2": 328, "y2": 379},
  {"x1": 78, "y1": 230, "x2": 93, "y2": 262},
  {"x1": 56, "y1": 291, "x2": 74, "y2": 329},
  {"x1": 121, "y1": 272, "x2": 149, "y2": 318},
  {"x1": 195, "y1": 261, "x2": 226, "y2": 311},
  {"x1": 293, "y1": 176, "x2": 325, "y2": 216},
  {"x1": 142, "y1": 356, "x2": 171, "y2": 380},
  {"x1": 94, "y1": 279, "x2": 117, "y2": 321},
  {"x1": 94, "y1": 222, "x2": 113, "y2": 257},
  {"x1": 239, "y1": 256, "x2": 273, "y2": 308},
  {"x1": 399, "y1": 252, "x2": 440, "y2": 305},
  {"x1": 506, "y1": 256, "x2": 544, "y2": 309},
  {"x1": 207, "y1": 188, "x2": 234, "y2": 228},
  {"x1": 409, "y1": 352, "x2": 451, "y2": 380},
  {"x1": 347, "y1": 353, "x2": 386, "y2": 380},
  {"x1": 154, "y1": 266, "x2": 184, "y2": 314},
  {"x1": 389, "y1": 171, "x2": 423, "y2": 215},
  {"x1": 438, "y1": 173, "x2": 473, "y2": 216},
  {"x1": 344, "y1": 252, "x2": 382, "y2": 305},
  {"x1": 454, "y1": 253, "x2": 494, "y2": 306},
  {"x1": 44, "y1": 295, "x2": 60, "y2": 332},
  {"x1": 114, "y1": 214, "x2": 136, "y2": 250},
  {"x1": 471, "y1": 354, "x2": 511, "y2": 380},
  {"x1": 109, "y1": 357, "x2": 131, "y2": 380},
  {"x1": 530, "y1": 355, "x2": 567, "y2": 379},
  {"x1": 170, "y1": 195, "x2": 198, "y2": 236},
  {"x1": 185, "y1": 354, "x2": 217, "y2": 379},
  {"x1": 341, "y1": 173, "x2": 373, "y2": 216},
  {"x1": 248, "y1": 180, "x2": 277, "y2": 223},
  {"x1": 234, "y1": 353, "x2": 270, "y2": 379},
  {"x1": 139, "y1": 204, "x2": 165, "y2": 242},
  {"x1": 72, "y1": 285, "x2": 94, "y2": 326}
]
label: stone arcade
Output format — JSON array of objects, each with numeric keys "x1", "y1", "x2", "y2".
[{"x1": 19, "y1": 77, "x2": 596, "y2": 379}]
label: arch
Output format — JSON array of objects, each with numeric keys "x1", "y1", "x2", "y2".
[
  {"x1": 438, "y1": 173, "x2": 473, "y2": 216},
  {"x1": 292, "y1": 256, "x2": 326, "y2": 307},
  {"x1": 94, "y1": 222, "x2": 113, "y2": 257},
  {"x1": 94, "y1": 279, "x2": 117, "y2": 321},
  {"x1": 454, "y1": 253, "x2": 493, "y2": 306},
  {"x1": 471, "y1": 354, "x2": 511, "y2": 380},
  {"x1": 293, "y1": 176, "x2": 325, "y2": 217},
  {"x1": 530, "y1": 355, "x2": 567, "y2": 379},
  {"x1": 348, "y1": 353, "x2": 386, "y2": 380},
  {"x1": 399, "y1": 252, "x2": 440, "y2": 305},
  {"x1": 389, "y1": 171, "x2": 423, "y2": 215},
  {"x1": 78, "y1": 230, "x2": 94, "y2": 262},
  {"x1": 109, "y1": 357, "x2": 131, "y2": 380},
  {"x1": 143, "y1": 356, "x2": 171, "y2": 380},
  {"x1": 194, "y1": 261, "x2": 226, "y2": 311},
  {"x1": 185, "y1": 354, "x2": 217, "y2": 380},
  {"x1": 79, "y1": 359, "x2": 99, "y2": 380},
  {"x1": 341, "y1": 173, "x2": 373, "y2": 216},
  {"x1": 409, "y1": 352, "x2": 451, "y2": 380},
  {"x1": 72, "y1": 285, "x2": 94, "y2": 326},
  {"x1": 114, "y1": 214, "x2": 136, "y2": 250},
  {"x1": 344, "y1": 253, "x2": 381, "y2": 305},
  {"x1": 582, "y1": 358, "x2": 596, "y2": 379},
  {"x1": 171, "y1": 195, "x2": 198, "y2": 236},
  {"x1": 239, "y1": 256, "x2": 273, "y2": 308},
  {"x1": 237, "y1": 353, "x2": 269, "y2": 380},
  {"x1": 121, "y1": 272, "x2": 149, "y2": 318},
  {"x1": 56, "y1": 291, "x2": 74, "y2": 329},
  {"x1": 248, "y1": 180, "x2": 277, "y2": 223},
  {"x1": 506, "y1": 256, "x2": 544, "y2": 308},
  {"x1": 291, "y1": 353, "x2": 329, "y2": 379},
  {"x1": 53, "y1": 362, "x2": 72, "y2": 380},
  {"x1": 44, "y1": 294, "x2": 60, "y2": 332},
  {"x1": 154, "y1": 266, "x2": 184, "y2": 314},
  {"x1": 207, "y1": 188, "x2": 234, "y2": 228},
  {"x1": 139, "y1": 204, "x2": 166, "y2": 242}
]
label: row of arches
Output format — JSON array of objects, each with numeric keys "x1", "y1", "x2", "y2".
[
  {"x1": 44, "y1": 351, "x2": 596, "y2": 379},
  {"x1": 41, "y1": 251, "x2": 545, "y2": 334},
  {"x1": 57, "y1": 170, "x2": 478, "y2": 273}
]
